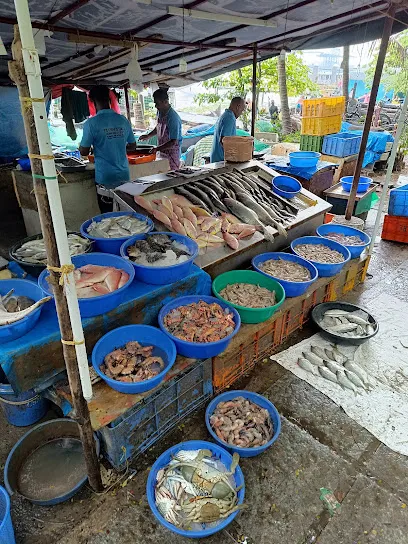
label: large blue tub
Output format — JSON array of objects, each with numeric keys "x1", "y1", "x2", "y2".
[
  {"x1": 0, "y1": 486, "x2": 15, "y2": 544},
  {"x1": 291, "y1": 236, "x2": 350, "y2": 277},
  {"x1": 316, "y1": 224, "x2": 370, "y2": 259}
]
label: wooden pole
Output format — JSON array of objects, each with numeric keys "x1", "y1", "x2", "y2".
[
  {"x1": 9, "y1": 25, "x2": 103, "y2": 492},
  {"x1": 251, "y1": 44, "x2": 257, "y2": 137},
  {"x1": 345, "y1": 3, "x2": 396, "y2": 220},
  {"x1": 124, "y1": 83, "x2": 132, "y2": 123}
]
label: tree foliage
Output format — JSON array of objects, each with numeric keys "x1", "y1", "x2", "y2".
[{"x1": 366, "y1": 29, "x2": 408, "y2": 94}]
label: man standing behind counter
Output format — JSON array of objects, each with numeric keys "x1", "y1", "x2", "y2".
[
  {"x1": 139, "y1": 88, "x2": 182, "y2": 171},
  {"x1": 79, "y1": 86, "x2": 136, "y2": 209},
  {"x1": 210, "y1": 97, "x2": 246, "y2": 163}
]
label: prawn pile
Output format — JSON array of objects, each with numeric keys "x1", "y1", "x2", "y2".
[
  {"x1": 163, "y1": 301, "x2": 235, "y2": 343},
  {"x1": 259, "y1": 258, "x2": 311, "y2": 282},
  {"x1": 210, "y1": 396, "x2": 273, "y2": 448},
  {"x1": 295, "y1": 243, "x2": 345, "y2": 264},
  {"x1": 219, "y1": 283, "x2": 276, "y2": 308},
  {"x1": 101, "y1": 341, "x2": 164, "y2": 383},
  {"x1": 322, "y1": 232, "x2": 365, "y2": 246}
]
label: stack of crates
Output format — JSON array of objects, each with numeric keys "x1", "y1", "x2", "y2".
[
  {"x1": 382, "y1": 184, "x2": 408, "y2": 244},
  {"x1": 300, "y1": 97, "x2": 345, "y2": 153}
]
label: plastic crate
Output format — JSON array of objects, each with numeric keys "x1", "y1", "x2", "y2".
[
  {"x1": 301, "y1": 115, "x2": 342, "y2": 136},
  {"x1": 98, "y1": 359, "x2": 213, "y2": 469},
  {"x1": 322, "y1": 132, "x2": 362, "y2": 157},
  {"x1": 302, "y1": 97, "x2": 345, "y2": 118},
  {"x1": 381, "y1": 215, "x2": 408, "y2": 244},
  {"x1": 300, "y1": 135, "x2": 324, "y2": 152},
  {"x1": 212, "y1": 257, "x2": 369, "y2": 392},
  {"x1": 388, "y1": 184, "x2": 408, "y2": 217}
]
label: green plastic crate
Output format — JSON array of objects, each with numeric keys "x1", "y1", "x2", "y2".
[{"x1": 300, "y1": 135, "x2": 324, "y2": 152}]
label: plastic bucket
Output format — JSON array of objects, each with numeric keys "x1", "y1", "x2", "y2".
[
  {"x1": 0, "y1": 383, "x2": 47, "y2": 427},
  {"x1": 212, "y1": 270, "x2": 285, "y2": 324},
  {"x1": 80, "y1": 212, "x2": 153, "y2": 255},
  {"x1": 0, "y1": 486, "x2": 15, "y2": 544},
  {"x1": 272, "y1": 175, "x2": 301, "y2": 199}
]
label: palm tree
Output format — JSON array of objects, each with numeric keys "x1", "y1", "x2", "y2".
[{"x1": 278, "y1": 51, "x2": 291, "y2": 135}]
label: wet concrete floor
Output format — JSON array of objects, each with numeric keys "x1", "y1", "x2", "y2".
[{"x1": 1, "y1": 172, "x2": 408, "y2": 543}]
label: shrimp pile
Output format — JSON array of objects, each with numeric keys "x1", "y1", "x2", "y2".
[{"x1": 101, "y1": 341, "x2": 164, "y2": 383}]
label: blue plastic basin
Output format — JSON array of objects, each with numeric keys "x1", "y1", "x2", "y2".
[
  {"x1": 38, "y1": 253, "x2": 135, "y2": 318},
  {"x1": 80, "y1": 211, "x2": 153, "y2": 255},
  {"x1": 272, "y1": 175, "x2": 302, "y2": 199},
  {"x1": 340, "y1": 175, "x2": 372, "y2": 193},
  {"x1": 0, "y1": 384, "x2": 48, "y2": 427},
  {"x1": 205, "y1": 390, "x2": 281, "y2": 458},
  {"x1": 146, "y1": 440, "x2": 245, "y2": 538},
  {"x1": 0, "y1": 486, "x2": 15, "y2": 544},
  {"x1": 316, "y1": 224, "x2": 371, "y2": 259},
  {"x1": 288, "y1": 151, "x2": 321, "y2": 168},
  {"x1": 92, "y1": 324, "x2": 177, "y2": 394},
  {"x1": 291, "y1": 236, "x2": 351, "y2": 277},
  {"x1": 0, "y1": 279, "x2": 49, "y2": 343},
  {"x1": 252, "y1": 252, "x2": 318, "y2": 297},
  {"x1": 158, "y1": 295, "x2": 241, "y2": 358},
  {"x1": 120, "y1": 232, "x2": 199, "y2": 285}
]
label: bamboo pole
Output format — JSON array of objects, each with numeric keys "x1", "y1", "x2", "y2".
[
  {"x1": 344, "y1": 3, "x2": 396, "y2": 220},
  {"x1": 368, "y1": 93, "x2": 408, "y2": 255},
  {"x1": 9, "y1": 7, "x2": 102, "y2": 492},
  {"x1": 251, "y1": 44, "x2": 257, "y2": 137},
  {"x1": 124, "y1": 83, "x2": 131, "y2": 123}
]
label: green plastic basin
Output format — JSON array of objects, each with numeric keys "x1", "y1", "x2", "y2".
[{"x1": 212, "y1": 270, "x2": 286, "y2": 324}]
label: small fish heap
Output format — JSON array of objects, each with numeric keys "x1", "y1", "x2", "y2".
[
  {"x1": 322, "y1": 232, "x2": 365, "y2": 246},
  {"x1": 219, "y1": 283, "x2": 276, "y2": 308},
  {"x1": 210, "y1": 396, "x2": 273, "y2": 448},
  {"x1": 295, "y1": 243, "x2": 345, "y2": 264},
  {"x1": 127, "y1": 234, "x2": 191, "y2": 267},
  {"x1": 163, "y1": 301, "x2": 235, "y2": 343},
  {"x1": 297, "y1": 344, "x2": 375, "y2": 393},
  {"x1": 320, "y1": 308, "x2": 376, "y2": 338},
  {"x1": 155, "y1": 449, "x2": 244, "y2": 529},
  {"x1": 14, "y1": 234, "x2": 90, "y2": 265},
  {"x1": 87, "y1": 215, "x2": 150, "y2": 239},
  {"x1": 0, "y1": 289, "x2": 51, "y2": 326},
  {"x1": 135, "y1": 169, "x2": 298, "y2": 250},
  {"x1": 101, "y1": 341, "x2": 164, "y2": 383},
  {"x1": 259, "y1": 258, "x2": 311, "y2": 282},
  {"x1": 73, "y1": 264, "x2": 129, "y2": 298}
]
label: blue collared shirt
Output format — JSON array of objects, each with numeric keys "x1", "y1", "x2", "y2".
[
  {"x1": 210, "y1": 109, "x2": 237, "y2": 162},
  {"x1": 80, "y1": 109, "x2": 135, "y2": 187}
]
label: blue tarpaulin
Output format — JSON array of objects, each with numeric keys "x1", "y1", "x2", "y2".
[
  {"x1": 341, "y1": 122, "x2": 394, "y2": 167},
  {"x1": 0, "y1": 87, "x2": 28, "y2": 160},
  {"x1": 265, "y1": 157, "x2": 337, "y2": 181}
]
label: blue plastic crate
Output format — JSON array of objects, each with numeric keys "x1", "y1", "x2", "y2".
[
  {"x1": 322, "y1": 132, "x2": 361, "y2": 157},
  {"x1": 388, "y1": 183, "x2": 408, "y2": 217},
  {"x1": 98, "y1": 359, "x2": 213, "y2": 470}
]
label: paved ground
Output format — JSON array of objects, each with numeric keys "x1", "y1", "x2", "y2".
[{"x1": 1, "y1": 170, "x2": 408, "y2": 543}]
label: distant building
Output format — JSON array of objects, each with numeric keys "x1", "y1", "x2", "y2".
[{"x1": 310, "y1": 51, "x2": 343, "y2": 85}]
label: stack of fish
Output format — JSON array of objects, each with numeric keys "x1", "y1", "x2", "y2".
[
  {"x1": 87, "y1": 215, "x2": 150, "y2": 238},
  {"x1": 13, "y1": 234, "x2": 90, "y2": 265},
  {"x1": 0, "y1": 289, "x2": 51, "y2": 326},
  {"x1": 320, "y1": 308, "x2": 376, "y2": 338},
  {"x1": 259, "y1": 258, "x2": 311, "y2": 282},
  {"x1": 135, "y1": 169, "x2": 297, "y2": 249},
  {"x1": 101, "y1": 341, "x2": 164, "y2": 383},
  {"x1": 298, "y1": 344, "x2": 374, "y2": 393}
]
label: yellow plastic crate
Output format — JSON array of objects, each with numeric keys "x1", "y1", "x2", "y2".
[
  {"x1": 301, "y1": 114, "x2": 342, "y2": 136},
  {"x1": 302, "y1": 96, "x2": 345, "y2": 118}
]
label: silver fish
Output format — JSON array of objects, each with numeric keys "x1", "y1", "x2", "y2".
[
  {"x1": 298, "y1": 357, "x2": 317, "y2": 375},
  {"x1": 223, "y1": 198, "x2": 276, "y2": 242},
  {"x1": 337, "y1": 371, "x2": 357, "y2": 392},
  {"x1": 0, "y1": 296, "x2": 51, "y2": 325},
  {"x1": 324, "y1": 359, "x2": 345, "y2": 375},
  {"x1": 318, "y1": 366, "x2": 338, "y2": 383},
  {"x1": 344, "y1": 361, "x2": 370, "y2": 386},
  {"x1": 324, "y1": 309, "x2": 350, "y2": 317},
  {"x1": 345, "y1": 370, "x2": 366, "y2": 389},
  {"x1": 302, "y1": 351, "x2": 325, "y2": 367},
  {"x1": 310, "y1": 345, "x2": 328, "y2": 360},
  {"x1": 235, "y1": 193, "x2": 287, "y2": 237},
  {"x1": 328, "y1": 323, "x2": 358, "y2": 333},
  {"x1": 366, "y1": 324, "x2": 375, "y2": 335},
  {"x1": 345, "y1": 314, "x2": 370, "y2": 326},
  {"x1": 327, "y1": 346, "x2": 347, "y2": 365}
]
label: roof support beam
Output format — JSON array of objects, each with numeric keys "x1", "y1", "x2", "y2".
[{"x1": 48, "y1": 0, "x2": 92, "y2": 24}]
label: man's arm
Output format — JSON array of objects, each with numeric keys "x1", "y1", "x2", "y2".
[
  {"x1": 139, "y1": 127, "x2": 157, "y2": 141},
  {"x1": 79, "y1": 120, "x2": 92, "y2": 157},
  {"x1": 126, "y1": 122, "x2": 137, "y2": 152},
  {"x1": 79, "y1": 145, "x2": 91, "y2": 157},
  {"x1": 157, "y1": 139, "x2": 177, "y2": 152}
]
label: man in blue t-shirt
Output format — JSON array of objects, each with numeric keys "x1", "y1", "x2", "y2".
[
  {"x1": 210, "y1": 97, "x2": 246, "y2": 163},
  {"x1": 139, "y1": 88, "x2": 182, "y2": 171},
  {"x1": 79, "y1": 86, "x2": 136, "y2": 190}
]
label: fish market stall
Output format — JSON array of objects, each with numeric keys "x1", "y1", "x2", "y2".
[{"x1": 113, "y1": 160, "x2": 331, "y2": 278}]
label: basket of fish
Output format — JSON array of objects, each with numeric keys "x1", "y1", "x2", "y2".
[
  {"x1": 291, "y1": 236, "x2": 350, "y2": 277},
  {"x1": 212, "y1": 270, "x2": 285, "y2": 324},
  {"x1": 38, "y1": 253, "x2": 135, "y2": 318},
  {"x1": 0, "y1": 279, "x2": 51, "y2": 343},
  {"x1": 311, "y1": 302, "x2": 378, "y2": 345},
  {"x1": 147, "y1": 440, "x2": 245, "y2": 538},
  {"x1": 206, "y1": 391, "x2": 281, "y2": 458},
  {"x1": 158, "y1": 295, "x2": 241, "y2": 358},
  {"x1": 80, "y1": 212, "x2": 153, "y2": 255},
  {"x1": 252, "y1": 252, "x2": 318, "y2": 297},
  {"x1": 120, "y1": 233, "x2": 199, "y2": 285},
  {"x1": 9, "y1": 232, "x2": 92, "y2": 277},
  {"x1": 92, "y1": 324, "x2": 177, "y2": 393},
  {"x1": 316, "y1": 224, "x2": 371, "y2": 259}
]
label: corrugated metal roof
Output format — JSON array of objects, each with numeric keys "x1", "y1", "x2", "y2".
[{"x1": 0, "y1": 0, "x2": 406, "y2": 86}]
